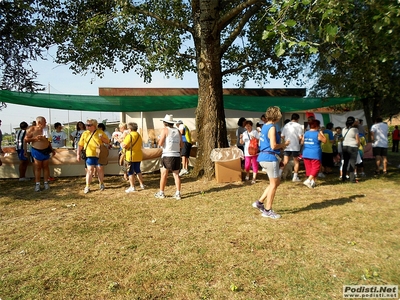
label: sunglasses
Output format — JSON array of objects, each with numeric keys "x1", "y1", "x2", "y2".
[{"x1": 86, "y1": 124, "x2": 93, "y2": 127}]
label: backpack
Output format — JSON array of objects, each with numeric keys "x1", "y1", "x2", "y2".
[{"x1": 247, "y1": 132, "x2": 259, "y2": 156}]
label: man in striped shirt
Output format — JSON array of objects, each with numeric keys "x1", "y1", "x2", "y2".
[{"x1": 15, "y1": 121, "x2": 30, "y2": 181}]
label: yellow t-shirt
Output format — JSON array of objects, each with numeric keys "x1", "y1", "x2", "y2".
[
  {"x1": 78, "y1": 130, "x2": 105, "y2": 157},
  {"x1": 359, "y1": 136, "x2": 366, "y2": 155},
  {"x1": 321, "y1": 130, "x2": 334, "y2": 153},
  {"x1": 123, "y1": 131, "x2": 143, "y2": 162}
]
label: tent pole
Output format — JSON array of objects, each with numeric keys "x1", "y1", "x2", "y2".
[{"x1": 141, "y1": 112, "x2": 143, "y2": 139}]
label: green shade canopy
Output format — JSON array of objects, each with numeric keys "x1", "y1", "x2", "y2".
[{"x1": 0, "y1": 90, "x2": 358, "y2": 112}]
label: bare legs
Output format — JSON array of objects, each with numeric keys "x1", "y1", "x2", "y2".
[
  {"x1": 159, "y1": 168, "x2": 181, "y2": 194},
  {"x1": 258, "y1": 177, "x2": 280, "y2": 210},
  {"x1": 33, "y1": 159, "x2": 50, "y2": 183}
]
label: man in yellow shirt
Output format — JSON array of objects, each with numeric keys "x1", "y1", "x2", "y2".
[{"x1": 120, "y1": 122, "x2": 145, "y2": 193}]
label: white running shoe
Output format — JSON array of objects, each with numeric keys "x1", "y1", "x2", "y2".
[
  {"x1": 303, "y1": 180, "x2": 313, "y2": 189},
  {"x1": 174, "y1": 193, "x2": 182, "y2": 200},
  {"x1": 292, "y1": 176, "x2": 301, "y2": 182},
  {"x1": 84, "y1": 186, "x2": 90, "y2": 194},
  {"x1": 125, "y1": 186, "x2": 137, "y2": 193},
  {"x1": 154, "y1": 192, "x2": 166, "y2": 199},
  {"x1": 179, "y1": 169, "x2": 189, "y2": 176}
]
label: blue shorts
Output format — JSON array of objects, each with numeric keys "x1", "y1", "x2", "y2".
[
  {"x1": 86, "y1": 157, "x2": 100, "y2": 166},
  {"x1": 17, "y1": 149, "x2": 28, "y2": 161},
  {"x1": 31, "y1": 147, "x2": 50, "y2": 161},
  {"x1": 127, "y1": 162, "x2": 142, "y2": 175}
]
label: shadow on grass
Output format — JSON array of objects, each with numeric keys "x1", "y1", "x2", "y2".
[{"x1": 282, "y1": 194, "x2": 366, "y2": 214}]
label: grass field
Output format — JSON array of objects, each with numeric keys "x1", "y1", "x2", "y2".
[{"x1": 1, "y1": 153, "x2": 399, "y2": 299}]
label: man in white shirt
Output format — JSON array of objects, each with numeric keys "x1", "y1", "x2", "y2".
[
  {"x1": 281, "y1": 113, "x2": 304, "y2": 181},
  {"x1": 111, "y1": 128, "x2": 122, "y2": 147},
  {"x1": 370, "y1": 117, "x2": 389, "y2": 175},
  {"x1": 154, "y1": 114, "x2": 183, "y2": 200}
]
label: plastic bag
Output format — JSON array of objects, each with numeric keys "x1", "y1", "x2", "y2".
[
  {"x1": 248, "y1": 138, "x2": 259, "y2": 156},
  {"x1": 210, "y1": 147, "x2": 244, "y2": 162}
]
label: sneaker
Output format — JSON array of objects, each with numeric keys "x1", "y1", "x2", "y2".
[
  {"x1": 140, "y1": 184, "x2": 146, "y2": 190},
  {"x1": 99, "y1": 183, "x2": 105, "y2": 191},
  {"x1": 44, "y1": 182, "x2": 50, "y2": 190},
  {"x1": 317, "y1": 172, "x2": 325, "y2": 178},
  {"x1": 48, "y1": 176, "x2": 56, "y2": 181},
  {"x1": 245, "y1": 176, "x2": 250, "y2": 181},
  {"x1": 303, "y1": 180, "x2": 313, "y2": 189},
  {"x1": 360, "y1": 172, "x2": 366, "y2": 177},
  {"x1": 34, "y1": 184, "x2": 40, "y2": 192},
  {"x1": 174, "y1": 193, "x2": 182, "y2": 200},
  {"x1": 125, "y1": 186, "x2": 136, "y2": 193},
  {"x1": 84, "y1": 186, "x2": 90, "y2": 194},
  {"x1": 251, "y1": 180, "x2": 256, "y2": 184},
  {"x1": 292, "y1": 176, "x2": 301, "y2": 182},
  {"x1": 19, "y1": 177, "x2": 30, "y2": 181},
  {"x1": 252, "y1": 201, "x2": 266, "y2": 213},
  {"x1": 154, "y1": 192, "x2": 166, "y2": 199},
  {"x1": 179, "y1": 169, "x2": 189, "y2": 176},
  {"x1": 311, "y1": 181, "x2": 316, "y2": 188},
  {"x1": 261, "y1": 210, "x2": 281, "y2": 219}
]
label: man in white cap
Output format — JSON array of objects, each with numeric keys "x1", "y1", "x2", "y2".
[
  {"x1": 175, "y1": 119, "x2": 192, "y2": 176},
  {"x1": 155, "y1": 114, "x2": 183, "y2": 200}
]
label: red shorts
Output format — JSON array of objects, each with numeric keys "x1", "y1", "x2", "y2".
[{"x1": 303, "y1": 158, "x2": 320, "y2": 177}]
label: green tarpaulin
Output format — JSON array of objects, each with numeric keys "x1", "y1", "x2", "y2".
[{"x1": 0, "y1": 90, "x2": 358, "y2": 112}]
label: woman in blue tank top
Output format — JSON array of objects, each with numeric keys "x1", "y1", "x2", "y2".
[
  {"x1": 301, "y1": 119, "x2": 326, "y2": 188},
  {"x1": 253, "y1": 106, "x2": 290, "y2": 220}
]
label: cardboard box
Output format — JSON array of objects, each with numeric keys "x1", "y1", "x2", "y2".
[{"x1": 215, "y1": 158, "x2": 242, "y2": 183}]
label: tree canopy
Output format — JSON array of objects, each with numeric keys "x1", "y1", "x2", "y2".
[{"x1": 262, "y1": 0, "x2": 400, "y2": 128}]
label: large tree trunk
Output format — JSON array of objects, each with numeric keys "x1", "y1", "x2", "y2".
[
  {"x1": 363, "y1": 96, "x2": 382, "y2": 141},
  {"x1": 192, "y1": 0, "x2": 228, "y2": 180}
]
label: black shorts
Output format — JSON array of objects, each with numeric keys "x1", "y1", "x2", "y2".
[
  {"x1": 181, "y1": 142, "x2": 192, "y2": 157},
  {"x1": 283, "y1": 150, "x2": 300, "y2": 157},
  {"x1": 373, "y1": 147, "x2": 388, "y2": 157},
  {"x1": 162, "y1": 156, "x2": 181, "y2": 172},
  {"x1": 321, "y1": 152, "x2": 334, "y2": 168}
]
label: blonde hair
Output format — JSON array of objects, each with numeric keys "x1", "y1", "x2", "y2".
[
  {"x1": 87, "y1": 119, "x2": 98, "y2": 127},
  {"x1": 265, "y1": 106, "x2": 282, "y2": 122},
  {"x1": 119, "y1": 123, "x2": 127, "y2": 130}
]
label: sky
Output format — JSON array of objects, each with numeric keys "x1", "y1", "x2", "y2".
[{"x1": 0, "y1": 57, "x2": 297, "y2": 134}]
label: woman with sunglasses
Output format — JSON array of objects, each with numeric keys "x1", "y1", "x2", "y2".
[{"x1": 77, "y1": 119, "x2": 110, "y2": 194}]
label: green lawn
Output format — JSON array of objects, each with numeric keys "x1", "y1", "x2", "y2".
[{"x1": 1, "y1": 153, "x2": 399, "y2": 299}]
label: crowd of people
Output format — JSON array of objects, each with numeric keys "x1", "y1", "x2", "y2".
[
  {"x1": 7, "y1": 115, "x2": 193, "y2": 199},
  {"x1": 0, "y1": 111, "x2": 396, "y2": 217},
  {"x1": 236, "y1": 109, "x2": 392, "y2": 219}
]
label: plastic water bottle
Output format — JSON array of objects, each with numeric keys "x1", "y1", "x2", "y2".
[{"x1": 227, "y1": 135, "x2": 231, "y2": 146}]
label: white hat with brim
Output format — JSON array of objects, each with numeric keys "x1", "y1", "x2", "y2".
[{"x1": 160, "y1": 114, "x2": 177, "y2": 124}]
